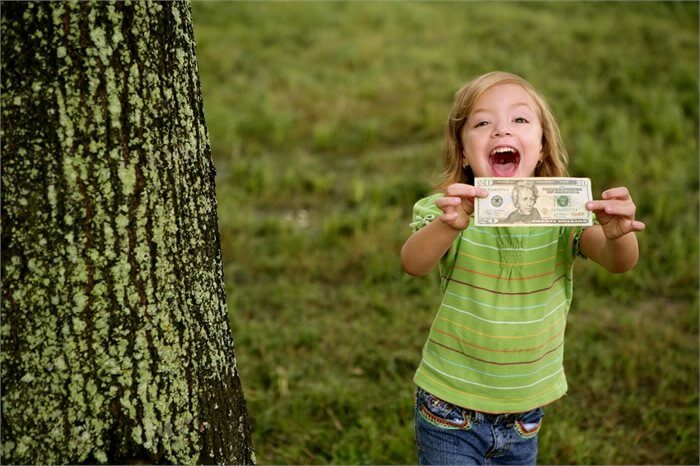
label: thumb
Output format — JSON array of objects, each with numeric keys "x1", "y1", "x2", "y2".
[{"x1": 632, "y1": 220, "x2": 646, "y2": 232}]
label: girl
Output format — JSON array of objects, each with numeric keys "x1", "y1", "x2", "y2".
[{"x1": 401, "y1": 71, "x2": 645, "y2": 465}]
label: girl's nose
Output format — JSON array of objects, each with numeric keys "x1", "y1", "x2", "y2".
[
  {"x1": 493, "y1": 128, "x2": 511, "y2": 136},
  {"x1": 493, "y1": 121, "x2": 512, "y2": 136}
]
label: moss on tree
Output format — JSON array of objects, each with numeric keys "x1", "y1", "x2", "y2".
[{"x1": 1, "y1": 1, "x2": 254, "y2": 463}]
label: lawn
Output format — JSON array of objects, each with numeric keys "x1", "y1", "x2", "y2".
[{"x1": 191, "y1": 2, "x2": 698, "y2": 464}]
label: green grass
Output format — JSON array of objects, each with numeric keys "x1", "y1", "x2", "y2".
[{"x1": 192, "y1": 2, "x2": 698, "y2": 464}]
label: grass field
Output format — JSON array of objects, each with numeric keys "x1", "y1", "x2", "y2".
[{"x1": 191, "y1": 2, "x2": 699, "y2": 464}]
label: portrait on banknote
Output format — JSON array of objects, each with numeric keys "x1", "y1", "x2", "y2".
[{"x1": 503, "y1": 181, "x2": 542, "y2": 223}]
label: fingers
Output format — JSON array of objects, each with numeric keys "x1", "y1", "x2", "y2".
[
  {"x1": 444, "y1": 183, "x2": 488, "y2": 199},
  {"x1": 437, "y1": 183, "x2": 488, "y2": 213},
  {"x1": 587, "y1": 186, "x2": 645, "y2": 238},
  {"x1": 631, "y1": 220, "x2": 646, "y2": 232},
  {"x1": 601, "y1": 187, "x2": 630, "y2": 200},
  {"x1": 440, "y1": 211, "x2": 460, "y2": 222},
  {"x1": 616, "y1": 219, "x2": 646, "y2": 237},
  {"x1": 586, "y1": 186, "x2": 637, "y2": 217},
  {"x1": 434, "y1": 184, "x2": 488, "y2": 230},
  {"x1": 586, "y1": 199, "x2": 636, "y2": 218},
  {"x1": 435, "y1": 196, "x2": 462, "y2": 209}
]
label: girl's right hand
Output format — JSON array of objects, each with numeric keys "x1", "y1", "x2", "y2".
[{"x1": 435, "y1": 183, "x2": 489, "y2": 231}]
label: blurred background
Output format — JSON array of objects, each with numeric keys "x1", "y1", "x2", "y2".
[{"x1": 191, "y1": 2, "x2": 698, "y2": 464}]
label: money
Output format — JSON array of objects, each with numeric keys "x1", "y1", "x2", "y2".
[{"x1": 474, "y1": 177, "x2": 593, "y2": 227}]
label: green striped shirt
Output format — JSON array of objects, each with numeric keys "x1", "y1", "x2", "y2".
[{"x1": 410, "y1": 193, "x2": 585, "y2": 414}]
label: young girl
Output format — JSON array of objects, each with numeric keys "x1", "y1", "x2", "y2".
[{"x1": 401, "y1": 71, "x2": 645, "y2": 465}]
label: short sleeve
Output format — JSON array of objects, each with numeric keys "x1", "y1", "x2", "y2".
[
  {"x1": 409, "y1": 193, "x2": 444, "y2": 232},
  {"x1": 571, "y1": 214, "x2": 598, "y2": 260},
  {"x1": 571, "y1": 226, "x2": 587, "y2": 259},
  {"x1": 408, "y1": 193, "x2": 460, "y2": 292}
]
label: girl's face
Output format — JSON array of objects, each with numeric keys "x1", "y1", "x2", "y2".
[{"x1": 461, "y1": 83, "x2": 544, "y2": 178}]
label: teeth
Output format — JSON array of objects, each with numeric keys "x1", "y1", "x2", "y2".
[{"x1": 490, "y1": 147, "x2": 517, "y2": 155}]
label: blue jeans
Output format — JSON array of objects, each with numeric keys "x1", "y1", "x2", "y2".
[{"x1": 414, "y1": 387, "x2": 543, "y2": 465}]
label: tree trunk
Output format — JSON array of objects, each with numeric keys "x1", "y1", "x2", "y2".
[{"x1": 1, "y1": 1, "x2": 254, "y2": 464}]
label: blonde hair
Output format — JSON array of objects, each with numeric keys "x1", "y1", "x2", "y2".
[{"x1": 437, "y1": 71, "x2": 569, "y2": 192}]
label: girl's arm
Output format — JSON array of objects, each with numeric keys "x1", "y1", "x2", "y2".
[
  {"x1": 401, "y1": 218, "x2": 461, "y2": 276},
  {"x1": 580, "y1": 187, "x2": 645, "y2": 273},
  {"x1": 401, "y1": 184, "x2": 487, "y2": 276}
]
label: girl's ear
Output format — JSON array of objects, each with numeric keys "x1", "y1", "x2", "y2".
[
  {"x1": 535, "y1": 149, "x2": 544, "y2": 175},
  {"x1": 462, "y1": 148, "x2": 469, "y2": 168}
]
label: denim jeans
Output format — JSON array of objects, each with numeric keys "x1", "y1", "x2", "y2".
[{"x1": 414, "y1": 387, "x2": 543, "y2": 465}]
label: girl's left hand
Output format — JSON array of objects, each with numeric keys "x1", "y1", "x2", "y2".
[{"x1": 586, "y1": 187, "x2": 646, "y2": 240}]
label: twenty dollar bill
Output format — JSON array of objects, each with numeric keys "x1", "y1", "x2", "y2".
[{"x1": 474, "y1": 177, "x2": 593, "y2": 227}]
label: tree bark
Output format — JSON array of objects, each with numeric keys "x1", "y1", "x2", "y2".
[{"x1": 1, "y1": 1, "x2": 254, "y2": 464}]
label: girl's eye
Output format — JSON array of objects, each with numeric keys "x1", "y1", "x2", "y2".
[
  {"x1": 514, "y1": 117, "x2": 529, "y2": 124},
  {"x1": 474, "y1": 121, "x2": 490, "y2": 128}
]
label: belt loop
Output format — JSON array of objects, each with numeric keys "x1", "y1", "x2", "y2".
[
  {"x1": 462, "y1": 408, "x2": 472, "y2": 423},
  {"x1": 468, "y1": 409, "x2": 483, "y2": 423}
]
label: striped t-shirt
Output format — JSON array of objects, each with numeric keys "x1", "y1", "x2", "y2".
[{"x1": 410, "y1": 193, "x2": 586, "y2": 414}]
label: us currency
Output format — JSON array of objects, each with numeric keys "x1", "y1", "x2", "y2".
[{"x1": 474, "y1": 177, "x2": 593, "y2": 227}]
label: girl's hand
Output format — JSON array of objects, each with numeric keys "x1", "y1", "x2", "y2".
[
  {"x1": 435, "y1": 183, "x2": 489, "y2": 231},
  {"x1": 586, "y1": 187, "x2": 646, "y2": 240}
]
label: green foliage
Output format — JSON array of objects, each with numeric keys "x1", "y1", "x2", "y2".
[{"x1": 193, "y1": 2, "x2": 698, "y2": 464}]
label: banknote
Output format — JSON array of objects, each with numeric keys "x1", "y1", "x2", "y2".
[{"x1": 474, "y1": 177, "x2": 593, "y2": 227}]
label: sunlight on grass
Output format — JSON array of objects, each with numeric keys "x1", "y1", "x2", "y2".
[{"x1": 193, "y1": 2, "x2": 698, "y2": 464}]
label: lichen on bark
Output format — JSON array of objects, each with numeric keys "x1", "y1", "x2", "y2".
[{"x1": 1, "y1": 1, "x2": 254, "y2": 464}]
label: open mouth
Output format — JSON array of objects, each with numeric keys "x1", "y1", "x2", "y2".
[{"x1": 489, "y1": 146, "x2": 520, "y2": 177}]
